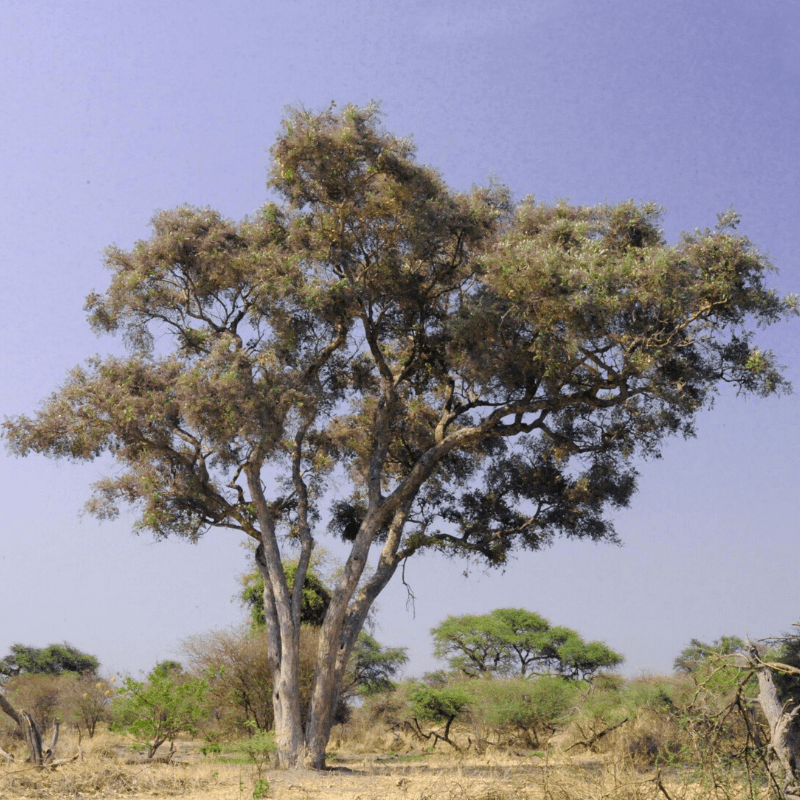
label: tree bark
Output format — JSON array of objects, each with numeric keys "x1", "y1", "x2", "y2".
[
  {"x1": 304, "y1": 502, "x2": 412, "y2": 768},
  {"x1": 255, "y1": 540, "x2": 304, "y2": 769},
  {"x1": 747, "y1": 644, "x2": 800, "y2": 800}
]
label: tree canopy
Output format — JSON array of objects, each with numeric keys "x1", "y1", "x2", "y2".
[
  {"x1": 347, "y1": 632, "x2": 408, "y2": 697},
  {"x1": 3, "y1": 103, "x2": 795, "y2": 768},
  {"x1": 0, "y1": 643, "x2": 99, "y2": 680},
  {"x1": 431, "y1": 608, "x2": 623, "y2": 680},
  {"x1": 673, "y1": 636, "x2": 746, "y2": 673}
]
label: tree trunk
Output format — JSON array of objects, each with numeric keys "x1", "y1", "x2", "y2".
[
  {"x1": 272, "y1": 654, "x2": 305, "y2": 768},
  {"x1": 254, "y1": 540, "x2": 305, "y2": 769},
  {"x1": 304, "y1": 504, "x2": 412, "y2": 769},
  {"x1": 249, "y1": 458, "x2": 415, "y2": 769},
  {"x1": 247, "y1": 466, "x2": 307, "y2": 770},
  {"x1": 747, "y1": 644, "x2": 800, "y2": 800}
]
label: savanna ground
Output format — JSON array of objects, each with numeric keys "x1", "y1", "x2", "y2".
[
  {"x1": 0, "y1": 736, "x2": 671, "y2": 800},
  {"x1": 0, "y1": 714, "x2": 770, "y2": 800}
]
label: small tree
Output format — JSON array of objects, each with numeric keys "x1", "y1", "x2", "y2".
[
  {"x1": 183, "y1": 628, "x2": 274, "y2": 733},
  {"x1": 432, "y1": 608, "x2": 623, "y2": 679},
  {"x1": 61, "y1": 674, "x2": 114, "y2": 737},
  {"x1": 112, "y1": 664, "x2": 209, "y2": 758},
  {"x1": 408, "y1": 681, "x2": 471, "y2": 747},
  {"x1": 241, "y1": 562, "x2": 331, "y2": 630},
  {"x1": 3, "y1": 674, "x2": 63, "y2": 736}
]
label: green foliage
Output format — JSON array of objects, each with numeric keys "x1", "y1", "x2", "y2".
[
  {"x1": 252, "y1": 778, "x2": 270, "y2": 799},
  {"x1": 112, "y1": 664, "x2": 210, "y2": 758},
  {"x1": 347, "y1": 632, "x2": 408, "y2": 697},
  {"x1": 152, "y1": 659, "x2": 184, "y2": 677},
  {"x1": 621, "y1": 675, "x2": 683, "y2": 717},
  {"x1": 431, "y1": 608, "x2": 623, "y2": 679},
  {"x1": 241, "y1": 563, "x2": 331, "y2": 629},
  {"x1": 200, "y1": 732, "x2": 222, "y2": 757},
  {"x1": 572, "y1": 673, "x2": 628, "y2": 741},
  {"x1": 673, "y1": 636, "x2": 745, "y2": 673},
  {"x1": 770, "y1": 627, "x2": 800, "y2": 707},
  {"x1": 464, "y1": 675, "x2": 578, "y2": 748},
  {"x1": 403, "y1": 673, "x2": 578, "y2": 750},
  {"x1": 0, "y1": 642, "x2": 99, "y2": 680},
  {"x1": 408, "y1": 682, "x2": 470, "y2": 729}
]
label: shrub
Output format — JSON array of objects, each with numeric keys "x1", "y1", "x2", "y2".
[
  {"x1": 112, "y1": 665, "x2": 210, "y2": 758},
  {"x1": 567, "y1": 673, "x2": 628, "y2": 752},
  {"x1": 3, "y1": 673, "x2": 64, "y2": 735},
  {"x1": 184, "y1": 628, "x2": 274, "y2": 734},
  {"x1": 408, "y1": 681, "x2": 471, "y2": 745},
  {"x1": 183, "y1": 625, "x2": 350, "y2": 736},
  {"x1": 465, "y1": 675, "x2": 578, "y2": 748},
  {"x1": 0, "y1": 643, "x2": 99, "y2": 679},
  {"x1": 60, "y1": 673, "x2": 114, "y2": 737}
]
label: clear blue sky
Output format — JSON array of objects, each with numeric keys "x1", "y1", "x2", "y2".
[{"x1": 1, "y1": 0, "x2": 798, "y2": 680}]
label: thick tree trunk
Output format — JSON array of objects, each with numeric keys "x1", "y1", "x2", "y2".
[
  {"x1": 746, "y1": 643, "x2": 800, "y2": 800},
  {"x1": 271, "y1": 642, "x2": 305, "y2": 769},
  {"x1": 755, "y1": 667, "x2": 800, "y2": 798},
  {"x1": 249, "y1": 448, "x2": 418, "y2": 769},
  {"x1": 304, "y1": 502, "x2": 412, "y2": 768},
  {"x1": 254, "y1": 541, "x2": 304, "y2": 769},
  {"x1": 302, "y1": 556, "x2": 371, "y2": 768},
  {"x1": 246, "y1": 465, "x2": 308, "y2": 769}
]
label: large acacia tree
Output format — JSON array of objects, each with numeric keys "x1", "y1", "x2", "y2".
[{"x1": 3, "y1": 104, "x2": 796, "y2": 769}]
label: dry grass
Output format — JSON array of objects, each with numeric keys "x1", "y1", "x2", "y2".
[
  {"x1": 0, "y1": 723, "x2": 774, "y2": 800},
  {"x1": 0, "y1": 727, "x2": 221, "y2": 798}
]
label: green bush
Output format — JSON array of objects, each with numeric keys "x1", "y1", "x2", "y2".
[
  {"x1": 621, "y1": 675, "x2": 685, "y2": 717},
  {"x1": 112, "y1": 665, "x2": 210, "y2": 757},
  {"x1": 407, "y1": 681, "x2": 470, "y2": 744},
  {"x1": 409, "y1": 682, "x2": 470, "y2": 724},
  {"x1": 0, "y1": 643, "x2": 99, "y2": 679},
  {"x1": 567, "y1": 673, "x2": 628, "y2": 750},
  {"x1": 465, "y1": 675, "x2": 578, "y2": 748}
]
